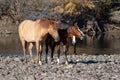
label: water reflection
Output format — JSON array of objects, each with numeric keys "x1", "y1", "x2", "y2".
[
  {"x1": 76, "y1": 32, "x2": 120, "y2": 54},
  {"x1": 0, "y1": 34, "x2": 22, "y2": 56},
  {"x1": 0, "y1": 32, "x2": 120, "y2": 56}
]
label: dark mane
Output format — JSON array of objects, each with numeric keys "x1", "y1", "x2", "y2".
[{"x1": 58, "y1": 21, "x2": 70, "y2": 29}]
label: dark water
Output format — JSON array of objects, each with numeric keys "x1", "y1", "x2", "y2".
[
  {"x1": 0, "y1": 32, "x2": 120, "y2": 56},
  {"x1": 76, "y1": 32, "x2": 120, "y2": 55}
]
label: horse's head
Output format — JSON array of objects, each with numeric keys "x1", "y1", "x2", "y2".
[
  {"x1": 69, "y1": 23, "x2": 85, "y2": 40},
  {"x1": 48, "y1": 21, "x2": 60, "y2": 42}
]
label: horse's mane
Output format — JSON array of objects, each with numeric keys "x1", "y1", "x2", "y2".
[{"x1": 58, "y1": 21, "x2": 71, "y2": 30}]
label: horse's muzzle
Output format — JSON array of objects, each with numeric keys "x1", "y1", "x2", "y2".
[
  {"x1": 55, "y1": 37, "x2": 60, "y2": 42},
  {"x1": 80, "y1": 36, "x2": 84, "y2": 40},
  {"x1": 80, "y1": 33, "x2": 85, "y2": 40}
]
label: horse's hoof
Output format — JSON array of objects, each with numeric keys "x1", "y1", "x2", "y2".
[
  {"x1": 57, "y1": 58, "x2": 60, "y2": 64},
  {"x1": 51, "y1": 61, "x2": 54, "y2": 65},
  {"x1": 39, "y1": 61, "x2": 42, "y2": 65},
  {"x1": 57, "y1": 62, "x2": 60, "y2": 65},
  {"x1": 46, "y1": 62, "x2": 48, "y2": 64},
  {"x1": 74, "y1": 53, "x2": 77, "y2": 55},
  {"x1": 24, "y1": 59, "x2": 27, "y2": 63},
  {"x1": 45, "y1": 60, "x2": 48, "y2": 64},
  {"x1": 65, "y1": 61, "x2": 69, "y2": 65},
  {"x1": 36, "y1": 59, "x2": 39, "y2": 63},
  {"x1": 51, "y1": 58, "x2": 54, "y2": 62}
]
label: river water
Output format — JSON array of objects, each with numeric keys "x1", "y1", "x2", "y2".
[{"x1": 0, "y1": 32, "x2": 120, "y2": 56}]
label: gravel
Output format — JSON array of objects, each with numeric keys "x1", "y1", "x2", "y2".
[{"x1": 0, "y1": 54, "x2": 120, "y2": 80}]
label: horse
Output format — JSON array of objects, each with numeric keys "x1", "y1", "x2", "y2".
[
  {"x1": 45, "y1": 22, "x2": 85, "y2": 64},
  {"x1": 18, "y1": 19, "x2": 60, "y2": 65}
]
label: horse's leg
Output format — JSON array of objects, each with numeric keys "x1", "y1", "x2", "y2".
[
  {"x1": 56, "y1": 44, "x2": 60, "y2": 64},
  {"x1": 68, "y1": 42, "x2": 76, "y2": 63},
  {"x1": 73, "y1": 43, "x2": 77, "y2": 55},
  {"x1": 63, "y1": 44, "x2": 69, "y2": 64},
  {"x1": 68, "y1": 38, "x2": 74, "y2": 62},
  {"x1": 21, "y1": 40, "x2": 27, "y2": 62},
  {"x1": 51, "y1": 43, "x2": 55, "y2": 62},
  {"x1": 36, "y1": 41, "x2": 40, "y2": 64},
  {"x1": 72, "y1": 36, "x2": 77, "y2": 55},
  {"x1": 45, "y1": 43, "x2": 48, "y2": 63},
  {"x1": 28, "y1": 42, "x2": 34, "y2": 62},
  {"x1": 39, "y1": 45, "x2": 43, "y2": 65}
]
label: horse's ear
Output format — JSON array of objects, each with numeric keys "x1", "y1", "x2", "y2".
[
  {"x1": 49, "y1": 21, "x2": 55, "y2": 27},
  {"x1": 54, "y1": 20, "x2": 60, "y2": 24},
  {"x1": 74, "y1": 22, "x2": 77, "y2": 25},
  {"x1": 74, "y1": 22, "x2": 78, "y2": 26},
  {"x1": 55, "y1": 21, "x2": 59, "y2": 24},
  {"x1": 50, "y1": 21, "x2": 54, "y2": 24}
]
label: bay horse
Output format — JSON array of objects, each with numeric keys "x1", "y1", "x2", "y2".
[
  {"x1": 18, "y1": 19, "x2": 60, "y2": 65},
  {"x1": 45, "y1": 22, "x2": 85, "y2": 64}
]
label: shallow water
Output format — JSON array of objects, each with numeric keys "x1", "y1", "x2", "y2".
[
  {"x1": 76, "y1": 32, "x2": 120, "y2": 55},
  {"x1": 0, "y1": 32, "x2": 120, "y2": 56}
]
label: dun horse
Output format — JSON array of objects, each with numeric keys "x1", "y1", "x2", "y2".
[
  {"x1": 18, "y1": 19, "x2": 60, "y2": 65},
  {"x1": 45, "y1": 22, "x2": 85, "y2": 64}
]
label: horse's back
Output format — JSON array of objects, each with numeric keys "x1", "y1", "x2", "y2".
[{"x1": 18, "y1": 19, "x2": 52, "y2": 42}]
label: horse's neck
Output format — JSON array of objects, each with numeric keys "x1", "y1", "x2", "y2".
[
  {"x1": 67, "y1": 27, "x2": 72, "y2": 34},
  {"x1": 39, "y1": 28, "x2": 49, "y2": 39},
  {"x1": 67, "y1": 27, "x2": 74, "y2": 38},
  {"x1": 59, "y1": 29, "x2": 67, "y2": 35}
]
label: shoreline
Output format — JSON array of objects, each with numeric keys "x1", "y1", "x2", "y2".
[{"x1": 0, "y1": 54, "x2": 120, "y2": 80}]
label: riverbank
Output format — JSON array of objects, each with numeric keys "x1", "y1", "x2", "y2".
[{"x1": 0, "y1": 54, "x2": 120, "y2": 80}]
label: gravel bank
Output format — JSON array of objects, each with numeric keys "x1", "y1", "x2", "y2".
[{"x1": 0, "y1": 54, "x2": 120, "y2": 80}]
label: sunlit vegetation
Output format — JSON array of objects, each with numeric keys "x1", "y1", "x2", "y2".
[{"x1": 0, "y1": 0, "x2": 119, "y2": 27}]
